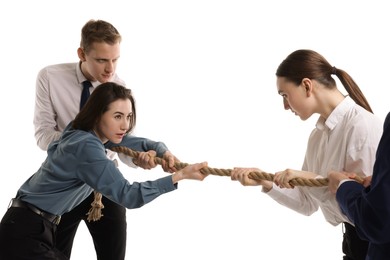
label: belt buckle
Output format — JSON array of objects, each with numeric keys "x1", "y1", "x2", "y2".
[{"x1": 53, "y1": 216, "x2": 61, "y2": 225}]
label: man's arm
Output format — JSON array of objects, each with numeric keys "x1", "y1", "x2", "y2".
[
  {"x1": 33, "y1": 68, "x2": 62, "y2": 150},
  {"x1": 336, "y1": 112, "x2": 390, "y2": 244}
]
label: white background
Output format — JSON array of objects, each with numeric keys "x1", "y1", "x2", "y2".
[{"x1": 1, "y1": 1, "x2": 389, "y2": 259}]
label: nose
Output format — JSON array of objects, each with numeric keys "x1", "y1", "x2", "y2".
[
  {"x1": 283, "y1": 98, "x2": 290, "y2": 110},
  {"x1": 121, "y1": 119, "x2": 129, "y2": 131},
  {"x1": 105, "y1": 61, "x2": 115, "y2": 73}
]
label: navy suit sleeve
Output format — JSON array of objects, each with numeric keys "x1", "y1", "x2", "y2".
[{"x1": 336, "y1": 112, "x2": 390, "y2": 244}]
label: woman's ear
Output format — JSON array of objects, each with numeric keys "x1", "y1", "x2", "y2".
[{"x1": 301, "y1": 78, "x2": 312, "y2": 96}]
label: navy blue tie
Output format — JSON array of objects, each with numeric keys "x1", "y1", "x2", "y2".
[{"x1": 80, "y1": 80, "x2": 92, "y2": 110}]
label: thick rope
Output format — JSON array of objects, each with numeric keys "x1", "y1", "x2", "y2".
[
  {"x1": 85, "y1": 146, "x2": 363, "y2": 221},
  {"x1": 86, "y1": 191, "x2": 104, "y2": 222},
  {"x1": 110, "y1": 146, "x2": 364, "y2": 187}
]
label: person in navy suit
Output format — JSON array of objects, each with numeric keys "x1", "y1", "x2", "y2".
[{"x1": 328, "y1": 112, "x2": 390, "y2": 259}]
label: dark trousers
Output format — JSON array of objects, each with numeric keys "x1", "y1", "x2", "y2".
[
  {"x1": 342, "y1": 222, "x2": 369, "y2": 260},
  {"x1": 0, "y1": 207, "x2": 68, "y2": 260},
  {"x1": 56, "y1": 192, "x2": 127, "y2": 260}
]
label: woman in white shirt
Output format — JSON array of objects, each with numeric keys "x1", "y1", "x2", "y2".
[{"x1": 231, "y1": 49, "x2": 382, "y2": 260}]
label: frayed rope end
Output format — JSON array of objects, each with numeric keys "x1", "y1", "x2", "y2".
[{"x1": 86, "y1": 191, "x2": 105, "y2": 222}]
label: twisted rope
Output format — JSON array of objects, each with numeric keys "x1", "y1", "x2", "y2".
[
  {"x1": 110, "y1": 146, "x2": 360, "y2": 187},
  {"x1": 86, "y1": 191, "x2": 104, "y2": 222}
]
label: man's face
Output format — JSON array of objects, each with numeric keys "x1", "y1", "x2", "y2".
[{"x1": 79, "y1": 41, "x2": 120, "y2": 83}]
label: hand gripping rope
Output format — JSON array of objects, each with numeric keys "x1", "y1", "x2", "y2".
[
  {"x1": 110, "y1": 146, "x2": 365, "y2": 187},
  {"x1": 86, "y1": 146, "x2": 364, "y2": 222}
]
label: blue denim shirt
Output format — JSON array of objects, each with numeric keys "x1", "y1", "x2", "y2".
[{"x1": 16, "y1": 122, "x2": 177, "y2": 215}]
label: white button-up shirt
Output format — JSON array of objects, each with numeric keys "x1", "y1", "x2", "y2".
[
  {"x1": 33, "y1": 62, "x2": 137, "y2": 166},
  {"x1": 266, "y1": 97, "x2": 383, "y2": 226}
]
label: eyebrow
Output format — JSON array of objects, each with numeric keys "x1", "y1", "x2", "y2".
[
  {"x1": 113, "y1": 111, "x2": 132, "y2": 116},
  {"x1": 95, "y1": 56, "x2": 120, "y2": 61}
]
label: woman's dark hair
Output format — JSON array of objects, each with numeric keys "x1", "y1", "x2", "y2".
[
  {"x1": 73, "y1": 82, "x2": 136, "y2": 133},
  {"x1": 276, "y1": 49, "x2": 373, "y2": 113}
]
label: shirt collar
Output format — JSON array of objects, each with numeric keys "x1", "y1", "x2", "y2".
[
  {"x1": 76, "y1": 62, "x2": 87, "y2": 84},
  {"x1": 315, "y1": 96, "x2": 355, "y2": 131},
  {"x1": 76, "y1": 62, "x2": 99, "y2": 87}
]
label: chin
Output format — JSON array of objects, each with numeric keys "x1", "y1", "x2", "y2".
[{"x1": 299, "y1": 115, "x2": 309, "y2": 121}]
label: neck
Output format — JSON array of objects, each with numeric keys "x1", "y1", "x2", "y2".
[
  {"x1": 318, "y1": 90, "x2": 345, "y2": 119},
  {"x1": 92, "y1": 129, "x2": 108, "y2": 143}
]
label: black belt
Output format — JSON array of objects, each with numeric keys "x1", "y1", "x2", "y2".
[{"x1": 10, "y1": 199, "x2": 61, "y2": 225}]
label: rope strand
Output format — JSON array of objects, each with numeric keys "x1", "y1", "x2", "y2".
[
  {"x1": 110, "y1": 146, "x2": 363, "y2": 187},
  {"x1": 87, "y1": 146, "x2": 363, "y2": 221},
  {"x1": 86, "y1": 191, "x2": 105, "y2": 222}
]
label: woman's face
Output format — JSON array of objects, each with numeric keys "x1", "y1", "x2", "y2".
[
  {"x1": 94, "y1": 98, "x2": 131, "y2": 143},
  {"x1": 276, "y1": 77, "x2": 313, "y2": 121}
]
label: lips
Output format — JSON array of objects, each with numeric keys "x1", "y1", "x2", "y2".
[
  {"x1": 101, "y1": 74, "x2": 112, "y2": 81},
  {"x1": 116, "y1": 133, "x2": 125, "y2": 139}
]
